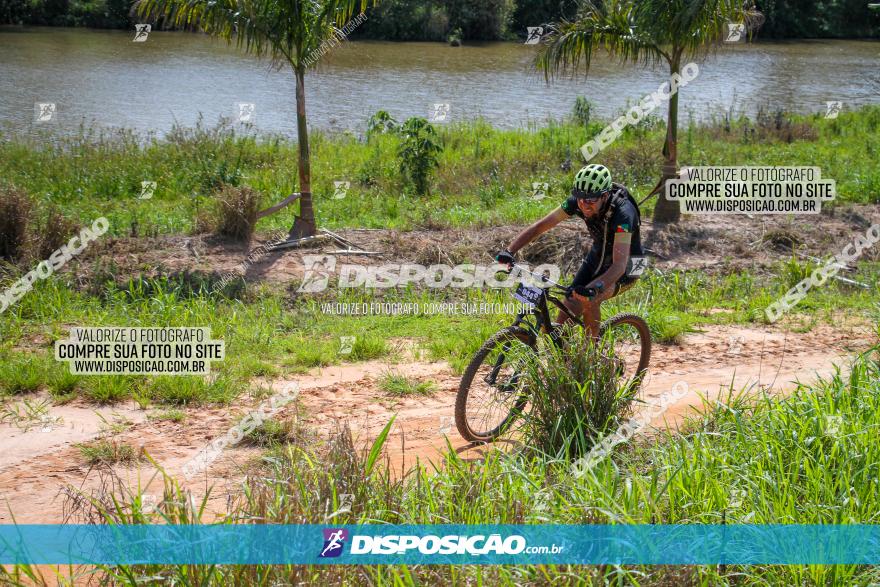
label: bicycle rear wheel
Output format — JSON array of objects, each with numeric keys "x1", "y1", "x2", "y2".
[
  {"x1": 599, "y1": 313, "x2": 651, "y2": 392},
  {"x1": 455, "y1": 326, "x2": 536, "y2": 443}
]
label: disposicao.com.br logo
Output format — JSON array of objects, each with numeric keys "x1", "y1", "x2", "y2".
[
  {"x1": 299, "y1": 256, "x2": 561, "y2": 292},
  {"x1": 318, "y1": 529, "x2": 563, "y2": 558}
]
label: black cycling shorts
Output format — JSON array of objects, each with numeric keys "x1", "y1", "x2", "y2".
[{"x1": 571, "y1": 250, "x2": 638, "y2": 297}]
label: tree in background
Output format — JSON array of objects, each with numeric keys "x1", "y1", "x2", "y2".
[
  {"x1": 757, "y1": 0, "x2": 880, "y2": 38},
  {"x1": 134, "y1": 0, "x2": 374, "y2": 239},
  {"x1": 445, "y1": 0, "x2": 516, "y2": 40},
  {"x1": 536, "y1": 0, "x2": 762, "y2": 224},
  {"x1": 356, "y1": 0, "x2": 449, "y2": 41},
  {"x1": 511, "y1": 0, "x2": 579, "y2": 37},
  {"x1": 356, "y1": 0, "x2": 515, "y2": 41},
  {"x1": 3, "y1": 0, "x2": 132, "y2": 27}
]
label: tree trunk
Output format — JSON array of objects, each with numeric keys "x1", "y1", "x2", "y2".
[
  {"x1": 652, "y1": 61, "x2": 682, "y2": 224},
  {"x1": 289, "y1": 67, "x2": 316, "y2": 238}
]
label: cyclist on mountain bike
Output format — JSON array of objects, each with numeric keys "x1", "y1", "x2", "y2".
[{"x1": 496, "y1": 164, "x2": 646, "y2": 339}]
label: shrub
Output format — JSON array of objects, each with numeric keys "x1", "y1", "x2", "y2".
[
  {"x1": 572, "y1": 96, "x2": 593, "y2": 126},
  {"x1": 36, "y1": 206, "x2": 80, "y2": 261},
  {"x1": 0, "y1": 185, "x2": 33, "y2": 263},
  {"x1": 366, "y1": 110, "x2": 398, "y2": 139},
  {"x1": 397, "y1": 118, "x2": 442, "y2": 195},
  {"x1": 215, "y1": 185, "x2": 261, "y2": 243}
]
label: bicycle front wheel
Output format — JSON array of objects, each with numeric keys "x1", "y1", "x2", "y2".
[{"x1": 455, "y1": 326, "x2": 536, "y2": 443}]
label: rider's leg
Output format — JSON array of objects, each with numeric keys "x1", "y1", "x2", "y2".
[
  {"x1": 582, "y1": 280, "x2": 634, "y2": 341},
  {"x1": 559, "y1": 254, "x2": 597, "y2": 325},
  {"x1": 582, "y1": 298, "x2": 602, "y2": 340}
]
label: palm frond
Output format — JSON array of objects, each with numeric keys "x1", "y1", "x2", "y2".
[
  {"x1": 133, "y1": 0, "x2": 374, "y2": 69},
  {"x1": 633, "y1": 0, "x2": 763, "y2": 61},
  {"x1": 535, "y1": 0, "x2": 665, "y2": 81}
]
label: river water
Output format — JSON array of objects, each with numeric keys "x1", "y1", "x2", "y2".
[{"x1": 1, "y1": 26, "x2": 878, "y2": 138}]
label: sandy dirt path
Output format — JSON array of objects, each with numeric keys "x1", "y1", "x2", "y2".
[{"x1": 0, "y1": 322, "x2": 872, "y2": 524}]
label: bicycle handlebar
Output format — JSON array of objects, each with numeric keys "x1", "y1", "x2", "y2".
[{"x1": 495, "y1": 260, "x2": 602, "y2": 300}]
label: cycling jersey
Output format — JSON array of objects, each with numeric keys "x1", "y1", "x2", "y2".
[{"x1": 560, "y1": 183, "x2": 645, "y2": 284}]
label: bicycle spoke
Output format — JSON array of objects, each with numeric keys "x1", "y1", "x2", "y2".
[{"x1": 463, "y1": 334, "x2": 532, "y2": 439}]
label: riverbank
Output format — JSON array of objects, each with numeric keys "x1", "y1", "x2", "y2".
[{"x1": 1, "y1": 105, "x2": 878, "y2": 238}]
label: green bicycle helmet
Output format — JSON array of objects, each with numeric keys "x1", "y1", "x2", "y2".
[{"x1": 573, "y1": 164, "x2": 612, "y2": 193}]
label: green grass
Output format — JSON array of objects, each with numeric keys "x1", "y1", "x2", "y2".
[
  {"x1": 243, "y1": 417, "x2": 298, "y2": 447},
  {"x1": 46, "y1": 368, "x2": 82, "y2": 402},
  {"x1": 147, "y1": 374, "x2": 241, "y2": 406},
  {"x1": 0, "y1": 397, "x2": 54, "y2": 431},
  {"x1": 10, "y1": 351, "x2": 879, "y2": 585},
  {"x1": 1, "y1": 106, "x2": 878, "y2": 238},
  {"x1": 0, "y1": 256, "x2": 875, "y2": 407},
  {"x1": 148, "y1": 408, "x2": 186, "y2": 423},
  {"x1": 76, "y1": 439, "x2": 140, "y2": 466},
  {"x1": 378, "y1": 371, "x2": 436, "y2": 397},
  {"x1": 0, "y1": 354, "x2": 49, "y2": 396}
]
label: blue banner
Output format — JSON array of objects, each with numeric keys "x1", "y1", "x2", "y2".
[{"x1": 2, "y1": 525, "x2": 880, "y2": 565}]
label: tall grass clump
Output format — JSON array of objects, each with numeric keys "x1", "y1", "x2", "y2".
[
  {"x1": 520, "y1": 327, "x2": 637, "y2": 458},
  {"x1": 0, "y1": 353, "x2": 49, "y2": 395},
  {"x1": 0, "y1": 185, "x2": 33, "y2": 263},
  {"x1": 35, "y1": 206, "x2": 80, "y2": 260},
  {"x1": 215, "y1": 184, "x2": 261, "y2": 243}
]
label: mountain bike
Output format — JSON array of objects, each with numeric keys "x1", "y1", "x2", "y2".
[{"x1": 455, "y1": 262, "x2": 651, "y2": 443}]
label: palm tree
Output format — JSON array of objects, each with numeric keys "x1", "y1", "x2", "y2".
[
  {"x1": 536, "y1": 0, "x2": 762, "y2": 223},
  {"x1": 134, "y1": 0, "x2": 374, "y2": 239}
]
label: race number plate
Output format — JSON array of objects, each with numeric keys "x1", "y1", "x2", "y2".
[{"x1": 513, "y1": 282, "x2": 543, "y2": 307}]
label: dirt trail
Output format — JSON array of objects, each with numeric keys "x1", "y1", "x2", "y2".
[
  {"x1": 283, "y1": 322, "x2": 871, "y2": 470},
  {"x1": 0, "y1": 322, "x2": 872, "y2": 524}
]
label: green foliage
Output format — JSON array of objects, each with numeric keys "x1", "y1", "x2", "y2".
[
  {"x1": 77, "y1": 439, "x2": 140, "y2": 465},
  {"x1": 0, "y1": 354, "x2": 48, "y2": 395},
  {"x1": 2, "y1": 0, "x2": 132, "y2": 27},
  {"x1": 357, "y1": 0, "x2": 515, "y2": 41},
  {"x1": 148, "y1": 375, "x2": 241, "y2": 405},
  {"x1": 359, "y1": 0, "x2": 450, "y2": 41},
  {"x1": 521, "y1": 327, "x2": 636, "y2": 457},
  {"x1": 14, "y1": 355, "x2": 880, "y2": 584},
  {"x1": 446, "y1": 0, "x2": 516, "y2": 40},
  {"x1": 366, "y1": 110, "x2": 398, "y2": 139},
  {"x1": 397, "y1": 117, "x2": 443, "y2": 195},
  {"x1": 149, "y1": 408, "x2": 186, "y2": 422},
  {"x1": 4, "y1": 0, "x2": 877, "y2": 38},
  {"x1": 84, "y1": 375, "x2": 143, "y2": 404},
  {"x1": 47, "y1": 368, "x2": 83, "y2": 401},
  {"x1": 571, "y1": 96, "x2": 593, "y2": 126},
  {"x1": 378, "y1": 371, "x2": 435, "y2": 396},
  {"x1": 2, "y1": 106, "x2": 879, "y2": 234},
  {"x1": 757, "y1": 0, "x2": 880, "y2": 38}
]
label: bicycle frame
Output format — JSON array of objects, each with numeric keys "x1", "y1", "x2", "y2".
[{"x1": 505, "y1": 264, "x2": 585, "y2": 340}]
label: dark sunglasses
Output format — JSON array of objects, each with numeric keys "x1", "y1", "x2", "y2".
[{"x1": 571, "y1": 187, "x2": 608, "y2": 201}]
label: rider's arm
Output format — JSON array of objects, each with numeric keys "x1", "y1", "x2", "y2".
[
  {"x1": 507, "y1": 208, "x2": 568, "y2": 254},
  {"x1": 589, "y1": 232, "x2": 631, "y2": 302}
]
